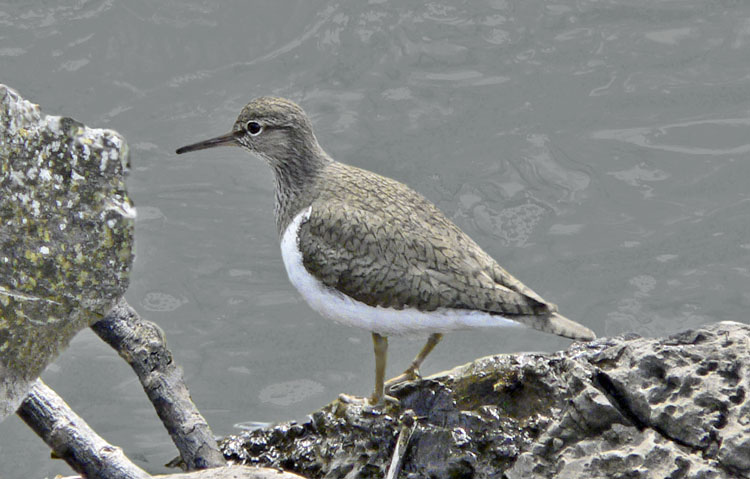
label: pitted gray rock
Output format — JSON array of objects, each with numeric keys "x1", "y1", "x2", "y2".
[{"x1": 221, "y1": 322, "x2": 749, "y2": 479}]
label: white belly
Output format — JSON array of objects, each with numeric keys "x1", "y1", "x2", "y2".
[{"x1": 279, "y1": 207, "x2": 524, "y2": 336}]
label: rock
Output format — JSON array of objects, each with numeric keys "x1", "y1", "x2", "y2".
[
  {"x1": 0, "y1": 85, "x2": 134, "y2": 420},
  {"x1": 220, "y1": 322, "x2": 749, "y2": 478}
]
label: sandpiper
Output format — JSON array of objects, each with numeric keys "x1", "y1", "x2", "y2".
[{"x1": 176, "y1": 97, "x2": 595, "y2": 405}]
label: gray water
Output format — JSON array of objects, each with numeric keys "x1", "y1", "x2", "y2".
[{"x1": 2, "y1": 1, "x2": 749, "y2": 476}]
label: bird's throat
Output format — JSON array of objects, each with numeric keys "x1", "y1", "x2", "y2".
[{"x1": 271, "y1": 151, "x2": 330, "y2": 235}]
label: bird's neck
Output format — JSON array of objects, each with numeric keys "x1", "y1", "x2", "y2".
[{"x1": 272, "y1": 147, "x2": 331, "y2": 235}]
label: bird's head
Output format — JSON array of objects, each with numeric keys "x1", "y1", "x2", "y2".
[{"x1": 176, "y1": 97, "x2": 323, "y2": 168}]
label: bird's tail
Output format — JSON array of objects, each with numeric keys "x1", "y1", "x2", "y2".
[{"x1": 519, "y1": 312, "x2": 596, "y2": 341}]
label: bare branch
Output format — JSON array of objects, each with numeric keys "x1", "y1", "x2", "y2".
[
  {"x1": 155, "y1": 465, "x2": 307, "y2": 479},
  {"x1": 17, "y1": 380, "x2": 151, "y2": 479},
  {"x1": 91, "y1": 298, "x2": 226, "y2": 470}
]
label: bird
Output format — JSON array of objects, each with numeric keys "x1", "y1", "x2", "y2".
[{"x1": 176, "y1": 97, "x2": 595, "y2": 406}]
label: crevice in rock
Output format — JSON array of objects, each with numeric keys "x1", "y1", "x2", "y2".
[
  {"x1": 592, "y1": 370, "x2": 648, "y2": 430},
  {"x1": 592, "y1": 370, "x2": 699, "y2": 452}
]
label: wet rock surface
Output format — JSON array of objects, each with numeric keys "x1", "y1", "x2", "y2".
[
  {"x1": 0, "y1": 85, "x2": 134, "y2": 420},
  {"x1": 221, "y1": 322, "x2": 749, "y2": 478}
]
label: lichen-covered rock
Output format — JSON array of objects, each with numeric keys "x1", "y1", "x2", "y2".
[
  {"x1": 0, "y1": 85, "x2": 134, "y2": 420},
  {"x1": 220, "y1": 322, "x2": 750, "y2": 478}
]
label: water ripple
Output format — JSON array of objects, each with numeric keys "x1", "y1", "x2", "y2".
[{"x1": 592, "y1": 118, "x2": 750, "y2": 155}]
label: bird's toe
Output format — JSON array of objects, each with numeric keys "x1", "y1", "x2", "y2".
[{"x1": 385, "y1": 368, "x2": 422, "y2": 390}]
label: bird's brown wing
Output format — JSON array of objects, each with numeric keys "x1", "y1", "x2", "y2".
[{"x1": 297, "y1": 199, "x2": 553, "y2": 316}]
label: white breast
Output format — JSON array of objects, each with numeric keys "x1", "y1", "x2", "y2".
[{"x1": 279, "y1": 207, "x2": 524, "y2": 336}]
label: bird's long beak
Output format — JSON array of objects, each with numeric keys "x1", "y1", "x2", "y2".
[{"x1": 175, "y1": 131, "x2": 239, "y2": 154}]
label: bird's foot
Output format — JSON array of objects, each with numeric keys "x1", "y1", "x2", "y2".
[
  {"x1": 338, "y1": 392, "x2": 400, "y2": 411},
  {"x1": 337, "y1": 393, "x2": 366, "y2": 405},
  {"x1": 385, "y1": 367, "x2": 422, "y2": 390}
]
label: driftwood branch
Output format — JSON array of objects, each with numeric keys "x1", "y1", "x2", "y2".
[
  {"x1": 91, "y1": 298, "x2": 226, "y2": 470},
  {"x1": 17, "y1": 381, "x2": 305, "y2": 479},
  {"x1": 17, "y1": 380, "x2": 151, "y2": 479},
  {"x1": 154, "y1": 466, "x2": 307, "y2": 479},
  {"x1": 17, "y1": 300, "x2": 308, "y2": 479}
]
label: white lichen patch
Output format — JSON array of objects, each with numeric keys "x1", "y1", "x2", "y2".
[
  {"x1": 38, "y1": 168, "x2": 52, "y2": 182},
  {"x1": 104, "y1": 196, "x2": 137, "y2": 219},
  {"x1": 30, "y1": 199, "x2": 40, "y2": 216},
  {"x1": 9, "y1": 168, "x2": 25, "y2": 186},
  {"x1": 100, "y1": 149, "x2": 109, "y2": 172}
]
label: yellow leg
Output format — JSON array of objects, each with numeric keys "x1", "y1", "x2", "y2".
[
  {"x1": 385, "y1": 333, "x2": 443, "y2": 388},
  {"x1": 369, "y1": 332, "x2": 388, "y2": 404},
  {"x1": 338, "y1": 332, "x2": 398, "y2": 407}
]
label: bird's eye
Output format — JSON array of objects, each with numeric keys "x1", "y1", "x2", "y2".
[{"x1": 246, "y1": 121, "x2": 263, "y2": 136}]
